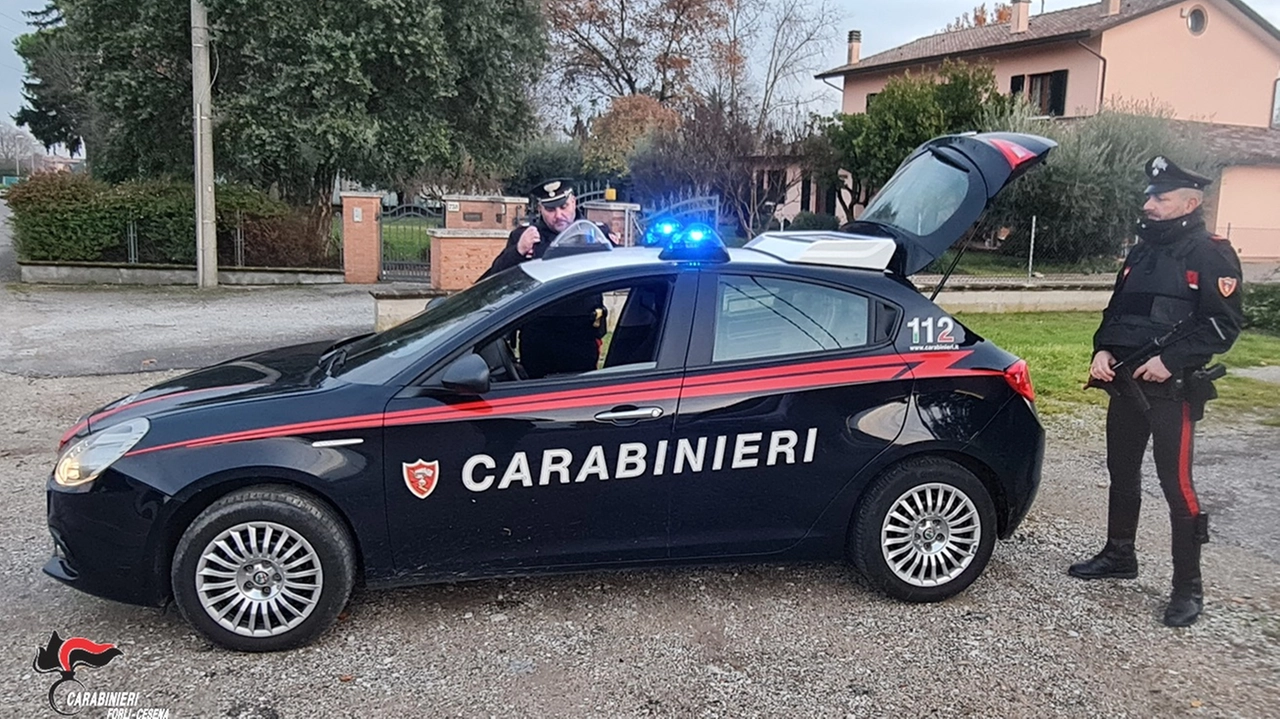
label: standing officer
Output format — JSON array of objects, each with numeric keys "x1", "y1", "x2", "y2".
[
  {"x1": 1069, "y1": 156, "x2": 1244, "y2": 627},
  {"x1": 479, "y1": 179, "x2": 612, "y2": 379},
  {"x1": 481, "y1": 178, "x2": 582, "y2": 277}
]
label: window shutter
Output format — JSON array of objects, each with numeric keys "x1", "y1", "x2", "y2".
[
  {"x1": 1049, "y1": 70, "x2": 1069, "y2": 115},
  {"x1": 1010, "y1": 75, "x2": 1025, "y2": 95}
]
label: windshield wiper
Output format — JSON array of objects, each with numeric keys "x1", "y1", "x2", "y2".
[{"x1": 321, "y1": 347, "x2": 349, "y2": 376}]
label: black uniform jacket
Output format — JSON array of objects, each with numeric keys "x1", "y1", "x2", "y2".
[{"x1": 1093, "y1": 212, "x2": 1244, "y2": 372}]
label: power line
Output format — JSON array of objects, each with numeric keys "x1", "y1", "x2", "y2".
[{"x1": 0, "y1": 10, "x2": 31, "y2": 27}]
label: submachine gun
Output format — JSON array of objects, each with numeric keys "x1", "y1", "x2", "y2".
[{"x1": 1085, "y1": 317, "x2": 1228, "y2": 412}]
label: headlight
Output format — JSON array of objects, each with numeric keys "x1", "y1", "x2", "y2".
[{"x1": 54, "y1": 418, "x2": 150, "y2": 488}]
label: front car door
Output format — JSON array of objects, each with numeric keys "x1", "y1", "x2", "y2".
[
  {"x1": 382, "y1": 269, "x2": 697, "y2": 578},
  {"x1": 667, "y1": 268, "x2": 910, "y2": 558}
]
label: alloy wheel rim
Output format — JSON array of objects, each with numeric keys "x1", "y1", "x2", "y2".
[
  {"x1": 880, "y1": 482, "x2": 980, "y2": 587},
  {"x1": 194, "y1": 521, "x2": 323, "y2": 637}
]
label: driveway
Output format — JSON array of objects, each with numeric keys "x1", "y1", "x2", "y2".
[
  {"x1": 1, "y1": 282, "x2": 374, "y2": 376},
  {"x1": 0, "y1": 266, "x2": 1276, "y2": 717},
  {"x1": 0, "y1": 371, "x2": 1277, "y2": 718}
]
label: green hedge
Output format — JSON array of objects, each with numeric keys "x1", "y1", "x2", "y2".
[
  {"x1": 1243, "y1": 283, "x2": 1280, "y2": 335},
  {"x1": 5, "y1": 173, "x2": 315, "y2": 266},
  {"x1": 787, "y1": 211, "x2": 840, "y2": 231}
]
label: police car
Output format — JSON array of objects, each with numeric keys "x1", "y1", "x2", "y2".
[{"x1": 45, "y1": 132, "x2": 1052, "y2": 652}]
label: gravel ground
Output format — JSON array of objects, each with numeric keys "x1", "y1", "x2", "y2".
[
  {"x1": 1, "y1": 371, "x2": 1277, "y2": 719},
  {"x1": 1, "y1": 223, "x2": 1276, "y2": 717}
]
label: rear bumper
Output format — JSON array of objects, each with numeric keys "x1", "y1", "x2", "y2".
[{"x1": 967, "y1": 397, "x2": 1044, "y2": 539}]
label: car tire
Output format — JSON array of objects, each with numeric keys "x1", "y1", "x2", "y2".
[
  {"x1": 170, "y1": 485, "x2": 356, "y2": 652},
  {"x1": 849, "y1": 457, "x2": 996, "y2": 603}
]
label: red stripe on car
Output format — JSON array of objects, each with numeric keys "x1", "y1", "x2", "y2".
[{"x1": 125, "y1": 350, "x2": 992, "y2": 456}]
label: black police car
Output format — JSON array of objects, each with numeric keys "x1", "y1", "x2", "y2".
[{"x1": 45, "y1": 132, "x2": 1052, "y2": 652}]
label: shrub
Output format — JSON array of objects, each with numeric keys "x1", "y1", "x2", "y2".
[
  {"x1": 1243, "y1": 283, "x2": 1280, "y2": 335},
  {"x1": 7, "y1": 173, "x2": 313, "y2": 266},
  {"x1": 787, "y1": 211, "x2": 840, "y2": 231},
  {"x1": 983, "y1": 101, "x2": 1219, "y2": 264},
  {"x1": 7, "y1": 173, "x2": 121, "y2": 262}
]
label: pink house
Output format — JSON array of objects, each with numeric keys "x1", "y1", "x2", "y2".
[{"x1": 816, "y1": 0, "x2": 1280, "y2": 261}]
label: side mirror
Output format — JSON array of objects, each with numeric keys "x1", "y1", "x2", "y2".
[{"x1": 440, "y1": 353, "x2": 490, "y2": 395}]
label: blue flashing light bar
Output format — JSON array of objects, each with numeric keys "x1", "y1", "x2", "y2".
[{"x1": 659, "y1": 223, "x2": 730, "y2": 263}]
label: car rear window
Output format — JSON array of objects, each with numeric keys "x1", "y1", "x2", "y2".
[
  {"x1": 860, "y1": 153, "x2": 969, "y2": 237},
  {"x1": 712, "y1": 275, "x2": 870, "y2": 363}
]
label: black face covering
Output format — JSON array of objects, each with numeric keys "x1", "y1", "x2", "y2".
[{"x1": 1136, "y1": 207, "x2": 1205, "y2": 246}]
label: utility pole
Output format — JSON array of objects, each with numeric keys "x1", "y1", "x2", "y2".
[{"x1": 190, "y1": 0, "x2": 218, "y2": 287}]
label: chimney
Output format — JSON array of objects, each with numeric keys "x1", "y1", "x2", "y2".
[
  {"x1": 1104, "y1": 0, "x2": 1121, "y2": 15},
  {"x1": 1011, "y1": 0, "x2": 1031, "y2": 34},
  {"x1": 847, "y1": 30, "x2": 862, "y2": 65}
]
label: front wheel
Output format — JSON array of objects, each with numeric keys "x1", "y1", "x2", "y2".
[
  {"x1": 849, "y1": 458, "x2": 996, "y2": 603},
  {"x1": 170, "y1": 486, "x2": 356, "y2": 652}
]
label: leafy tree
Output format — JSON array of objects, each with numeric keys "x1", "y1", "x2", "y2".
[
  {"x1": 13, "y1": 4, "x2": 92, "y2": 156},
  {"x1": 503, "y1": 138, "x2": 588, "y2": 198},
  {"x1": 583, "y1": 95, "x2": 681, "y2": 176},
  {"x1": 811, "y1": 61, "x2": 1010, "y2": 218},
  {"x1": 548, "y1": 0, "x2": 727, "y2": 105},
  {"x1": 14, "y1": 0, "x2": 546, "y2": 214},
  {"x1": 983, "y1": 100, "x2": 1222, "y2": 263}
]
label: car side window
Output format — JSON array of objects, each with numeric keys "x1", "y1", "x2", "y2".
[
  {"x1": 713, "y1": 275, "x2": 870, "y2": 363},
  {"x1": 479, "y1": 277, "x2": 675, "y2": 383}
]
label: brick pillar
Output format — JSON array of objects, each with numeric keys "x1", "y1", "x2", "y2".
[
  {"x1": 581, "y1": 201, "x2": 642, "y2": 245},
  {"x1": 341, "y1": 192, "x2": 384, "y2": 284},
  {"x1": 429, "y1": 229, "x2": 511, "y2": 291}
]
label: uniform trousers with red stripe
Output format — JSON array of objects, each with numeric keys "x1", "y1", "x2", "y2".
[{"x1": 1105, "y1": 391, "x2": 1206, "y2": 588}]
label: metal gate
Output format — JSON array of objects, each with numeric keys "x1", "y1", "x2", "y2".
[{"x1": 380, "y1": 204, "x2": 440, "y2": 282}]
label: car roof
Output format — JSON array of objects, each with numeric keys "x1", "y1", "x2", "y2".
[{"x1": 519, "y1": 246, "x2": 791, "y2": 283}]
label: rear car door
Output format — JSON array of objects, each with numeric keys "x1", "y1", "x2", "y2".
[
  {"x1": 382, "y1": 270, "x2": 697, "y2": 577},
  {"x1": 667, "y1": 269, "x2": 910, "y2": 558}
]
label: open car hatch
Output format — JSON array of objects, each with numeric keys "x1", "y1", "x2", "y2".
[{"x1": 838, "y1": 131, "x2": 1057, "y2": 276}]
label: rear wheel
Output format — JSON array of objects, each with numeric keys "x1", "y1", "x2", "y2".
[
  {"x1": 849, "y1": 458, "x2": 996, "y2": 602},
  {"x1": 171, "y1": 486, "x2": 355, "y2": 652}
]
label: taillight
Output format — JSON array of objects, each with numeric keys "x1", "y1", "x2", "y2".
[
  {"x1": 1004, "y1": 359, "x2": 1036, "y2": 402},
  {"x1": 987, "y1": 138, "x2": 1037, "y2": 168}
]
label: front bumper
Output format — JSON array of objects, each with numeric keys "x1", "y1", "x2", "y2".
[{"x1": 44, "y1": 470, "x2": 173, "y2": 607}]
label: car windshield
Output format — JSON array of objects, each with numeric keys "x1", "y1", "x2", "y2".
[
  {"x1": 860, "y1": 152, "x2": 970, "y2": 237},
  {"x1": 333, "y1": 269, "x2": 541, "y2": 384}
]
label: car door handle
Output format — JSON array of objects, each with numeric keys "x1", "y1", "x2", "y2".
[{"x1": 594, "y1": 406, "x2": 665, "y2": 423}]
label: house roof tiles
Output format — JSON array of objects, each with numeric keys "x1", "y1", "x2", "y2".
[{"x1": 819, "y1": 0, "x2": 1182, "y2": 78}]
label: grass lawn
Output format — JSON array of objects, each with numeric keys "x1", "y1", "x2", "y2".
[
  {"x1": 956, "y1": 311, "x2": 1280, "y2": 422},
  {"x1": 381, "y1": 218, "x2": 436, "y2": 261},
  {"x1": 928, "y1": 250, "x2": 1122, "y2": 277}
]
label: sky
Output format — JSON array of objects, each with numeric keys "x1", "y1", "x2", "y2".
[{"x1": 1, "y1": 0, "x2": 1279, "y2": 150}]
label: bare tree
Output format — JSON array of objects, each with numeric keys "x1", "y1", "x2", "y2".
[
  {"x1": 752, "y1": 0, "x2": 840, "y2": 134},
  {"x1": 0, "y1": 123, "x2": 41, "y2": 175},
  {"x1": 703, "y1": 0, "x2": 840, "y2": 135}
]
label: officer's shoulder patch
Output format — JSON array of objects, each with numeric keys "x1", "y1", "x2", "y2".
[{"x1": 1218, "y1": 276, "x2": 1238, "y2": 297}]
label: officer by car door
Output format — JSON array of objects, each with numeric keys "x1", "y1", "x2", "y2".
[
  {"x1": 382, "y1": 271, "x2": 696, "y2": 577},
  {"x1": 667, "y1": 270, "x2": 909, "y2": 558}
]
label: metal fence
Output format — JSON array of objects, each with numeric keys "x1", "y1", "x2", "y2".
[
  {"x1": 909, "y1": 214, "x2": 1123, "y2": 288},
  {"x1": 108, "y1": 212, "x2": 343, "y2": 269}
]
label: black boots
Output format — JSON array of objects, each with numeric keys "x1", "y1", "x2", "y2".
[
  {"x1": 1163, "y1": 579, "x2": 1203, "y2": 627},
  {"x1": 1068, "y1": 539, "x2": 1139, "y2": 579},
  {"x1": 1164, "y1": 513, "x2": 1208, "y2": 627}
]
